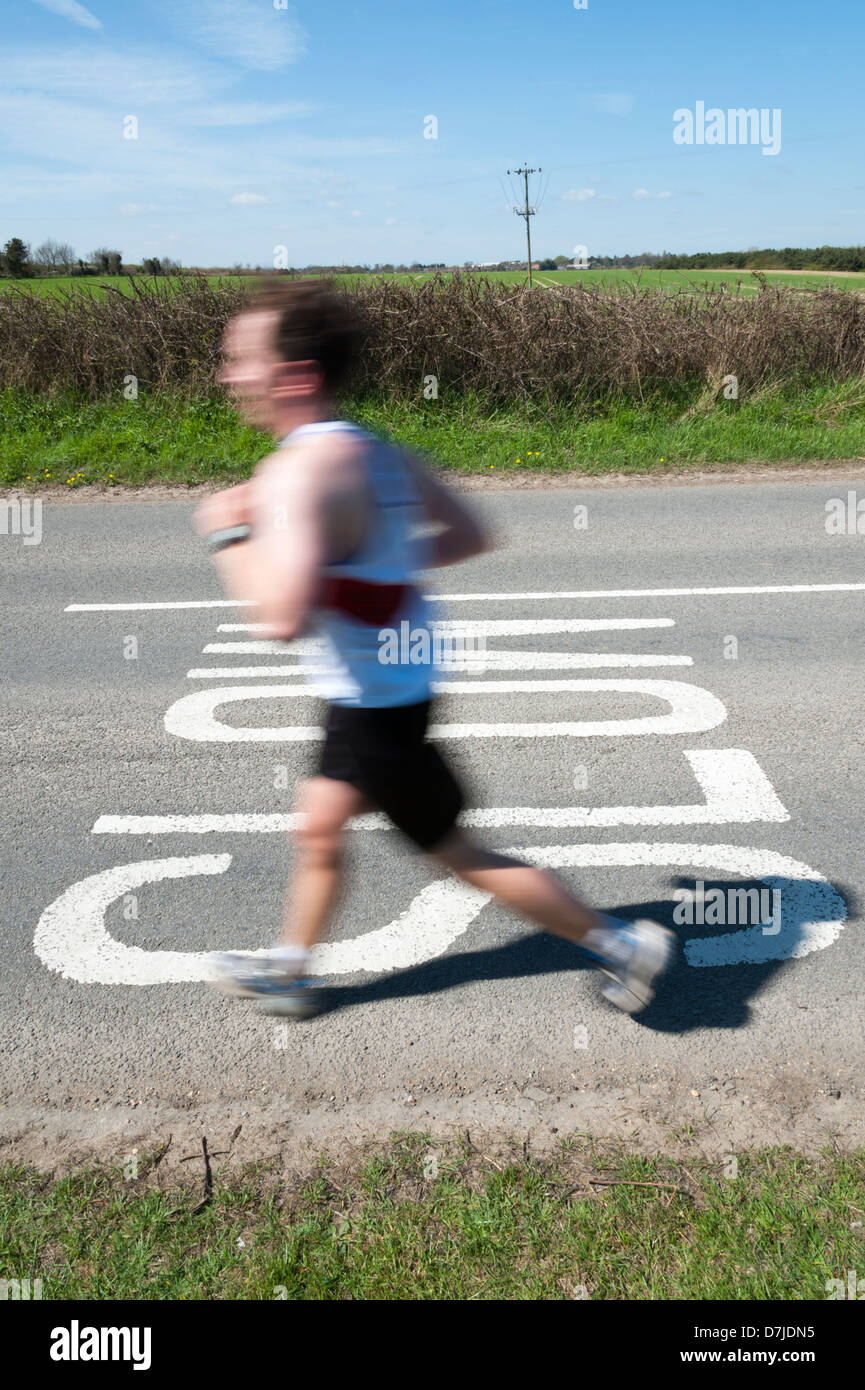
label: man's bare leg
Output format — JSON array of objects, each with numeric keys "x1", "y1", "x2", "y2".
[
  {"x1": 429, "y1": 826, "x2": 673, "y2": 1012},
  {"x1": 429, "y1": 827, "x2": 603, "y2": 943},
  {"x1": 279, "y1": 776, "x2": 371, "y2": 951},
  {"x1": 206, "y1": 776, "x2": 369, "y2": 1003}
]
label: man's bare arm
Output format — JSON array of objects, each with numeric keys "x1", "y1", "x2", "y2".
[
  {"x1": 193, "y1": 437, "x2": 367, "y2": 641},
  {"x1": 401, "y1": 452, "x2": 490, "y2": 567}
]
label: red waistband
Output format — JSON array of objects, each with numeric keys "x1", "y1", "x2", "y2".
[{"x1": 317, "y1": 575, "x2": 414, "y2": 626}]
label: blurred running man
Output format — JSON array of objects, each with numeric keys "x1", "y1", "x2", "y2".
[{"x1": 195, "y1": 281, "x2": 673, "y2": 1017}]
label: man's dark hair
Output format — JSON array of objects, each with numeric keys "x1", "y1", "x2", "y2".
[{"x1": 254, "y1": 279, "x2": 362, "y2": 393}]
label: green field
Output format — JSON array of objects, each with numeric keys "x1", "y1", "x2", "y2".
[
  {"x1": 0, "y1": 273, "x2": 244, "y2": 297},
  {"x1": 523, "y1": 266, "x2": 865, "y2": 295},
  {"x1": 3, "y1": 266, "x2": 864, "y2": 298},
  {"x1": 350, "y1": 267, "x2": 865, "y2": 296}
]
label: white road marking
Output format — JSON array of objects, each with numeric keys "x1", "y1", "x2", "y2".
[
  {"x1": 202, "y1": 619, "x2": 675, "y2": 656},
  {"x1": 34, "y1": 855, "x2": 234, "y2": 985},
  {"x1": 65, "y1": 582, "x2": 865, "y2": 614},
  {"x1": 33, "y1": 843, "x2": 843, "y2": 984},
  {"x1": 91, "y1": 750, "x2": 787, "y2": 836},
  {"x1": 213, "y1": 636, "x2": 321, "y2": 652},
  {"x1": 427, "y1": 584, "x2": 865, "y2": 602},
  {"x1": 67, "y1": 601, "x2": 255, "y2": 611},
  {"x1": 162, "y1": 678, "x2": 727, "y2": 742},
  {"x1": 186, "y1": 653, "x2": 693, "y2": 678}
]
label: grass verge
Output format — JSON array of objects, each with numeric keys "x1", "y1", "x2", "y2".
[
  {"x1": 1, "y1": 1136, "x2": 862, "y2": 1300},
  {"x1": 2, "y1": 383, "x2": 865, "y2": 490}
]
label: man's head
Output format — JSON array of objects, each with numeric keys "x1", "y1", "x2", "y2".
[{"x1": 219, "y1": 280, "x2": 361, "y2": 433}]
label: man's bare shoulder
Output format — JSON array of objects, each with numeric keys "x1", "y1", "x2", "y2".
[
  {"x1": 254, "y1": 430, "x2": 368, "y2": 497},
  {"x1": 251, "y1": 431, "x2": 371, "y2": 560}
]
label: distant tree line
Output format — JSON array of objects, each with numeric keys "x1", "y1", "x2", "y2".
[
  {"x1": 4, "y1": 236, "x2": 864, "y2": 280},
  {"x1": 589, "y1": 246, "x2": 865, "y2": 272},
  {"x1": 0, "y1": 238, "x2": 185, "y2": 278},
  {"x1": 282, "y1": 262, "x2": 449, "y2": 275}
]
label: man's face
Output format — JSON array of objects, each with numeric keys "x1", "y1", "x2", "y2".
[{"x1": 218, "y1": 310, "x2": 282, "y2": 429}]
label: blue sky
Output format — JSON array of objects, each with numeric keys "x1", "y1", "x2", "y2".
[{"x1": 4, "y1": 0, "x2": 863, "y2": 266}]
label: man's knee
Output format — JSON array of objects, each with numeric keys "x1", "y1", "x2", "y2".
[
  {"x1": 294, "y1": 813, "x2": 345, "y2": 867},
  {"x1": 292, "y1": 778, "x2": 363, "y2": 866}
]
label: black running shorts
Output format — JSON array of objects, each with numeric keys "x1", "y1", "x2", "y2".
[{"x1": 318, "y1": 697, "x2": 464, "y2": 849}]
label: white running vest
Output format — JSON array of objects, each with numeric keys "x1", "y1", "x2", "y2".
[{"x1": 282, "y1": 420, "x2": 438, "y2": 708}]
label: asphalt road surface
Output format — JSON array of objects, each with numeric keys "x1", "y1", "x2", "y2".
[{"x1": 3, "y1": 473, "x2": 864, "y2": 1168}]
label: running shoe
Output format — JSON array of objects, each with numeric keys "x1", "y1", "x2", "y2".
[
  {"x1": 595, "y1": 919, "x2": 674, "y2": 1014},
  {"x1": 206, "y1": 952, "x2": 325, "y2": 1018}
]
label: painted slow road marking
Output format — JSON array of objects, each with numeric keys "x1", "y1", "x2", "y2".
[
  {"x1": 65, "y1": 581, "x2": 865, "y2": 612},
  {"x1": 50, "y1": 581, "x2": 848, "y2": 986},
  {"x1": 32, "y1": 844, "x2": 845, "y2": 985},
  {"x1": 163, "y1": 679, "x2": 728, "y2": 742},
  {"x1": 92, "y1": 751, "x2": 787, "y2": 835}
]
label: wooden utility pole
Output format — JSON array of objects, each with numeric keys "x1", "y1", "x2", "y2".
[{"x1": 507, "y1": 166, "x2": 540, "y2": 284}]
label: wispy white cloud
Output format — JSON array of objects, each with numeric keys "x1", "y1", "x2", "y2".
[
  {"x1": 230, "y1": 192, "x2": 270, "y2": 205},
  {"x1": 6, "y1": 48, "x2": 226, "y2": 104},
  {"x1": 185, "y1": 101, "x2": 316, "y2": 127},
  {"x1": 0, "y1": 88, "x2": 400, "y2": 189},
  {"x1": 163, "y1": 0, "x2": 307, "y2": 71},
  {"x1": 28, "y1": 0, "x2": 101, "y2": 31},
  {"x1": 5, "y1": 47, "x2": 318, "y2": 132},
  {"x1": 562, "y1": 187, "x2": 618, "y2": 206},
  {"x1": 589, "y1": 92, "x2": 635, "y2": 118}
]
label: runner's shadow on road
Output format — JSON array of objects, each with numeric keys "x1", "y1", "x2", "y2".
[{"x1": 318, "y1": 874, "x2": 855, "y2": 1034}]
